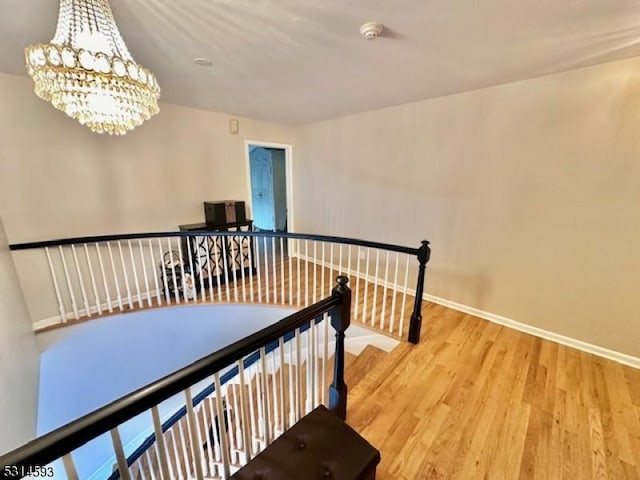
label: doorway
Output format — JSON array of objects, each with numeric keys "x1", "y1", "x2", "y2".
[{"x1": 246, "y1": 143, "x2": 290, "y2": 233}]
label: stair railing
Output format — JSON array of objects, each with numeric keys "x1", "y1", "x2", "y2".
[
  {"x1": 0, "y1": 277, "x2": 352, "y2": 480},
  {"x1": 10, "y1": 231, "x2": 430, "y2": 343}
]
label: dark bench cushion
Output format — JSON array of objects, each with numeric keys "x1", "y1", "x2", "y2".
[{"x1": 230, "y1": 405, "x2": 380, "y2": 480}]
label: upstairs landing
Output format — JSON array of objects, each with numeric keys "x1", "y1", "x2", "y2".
[{"x1": 346, "y1": 302, "x2": 640, "y2": 480}]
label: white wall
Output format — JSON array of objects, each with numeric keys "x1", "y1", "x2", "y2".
[
  {"x1": 0, "y1": 218, "x2": 39, "y2": 455},
  {"x1": 0, "y1": 72, "x2": 294, "y2": 324},
  {"x1": 293, "y1": 56, "x2": 640, "y2": 359},
  {"x1": 0, "y1": 72, "x2": 293, "y2": 243}
]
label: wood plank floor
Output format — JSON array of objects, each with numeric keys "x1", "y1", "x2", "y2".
[{"x1": 347, "y1": 302, "x2": 640, "y2": 480}]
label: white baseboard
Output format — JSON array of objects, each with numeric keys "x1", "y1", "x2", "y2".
[
  {"x1": 293, "y1": 252, "x2": 640, "y2": 370},
  {"x1": 423, "y1": 293, "x2": 640, "y2": 370},
  {"x1": 34, "y1": 289, "x2": 163, "y2": 331}
]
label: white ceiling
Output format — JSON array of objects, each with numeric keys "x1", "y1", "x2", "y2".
[{"x1": 2, "y1": 0, "x2": 640, "y2": 125}]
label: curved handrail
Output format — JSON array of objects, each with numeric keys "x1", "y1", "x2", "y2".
[
  {"x1": 9, "y1": 229, "x2": 430, "y2": 343},
  {"x1": 112, "y1": 317, "x2": 321, "y2": 479},
  {"x1": 0, "y1": 293, "x2": 343, "y2": 471},
  {"x1": 9, "y1": 230, "x2": 420, "y2": 256}
]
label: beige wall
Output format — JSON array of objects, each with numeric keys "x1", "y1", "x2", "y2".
[
  {"x1": 0, "y1": 218, "x2": 39, "y2": 454},
  {"x1": 0, "y1": 72, "x2": 293, "y2": 324},
  {"x1": 293, "y1": 57, "x2": 640, "y2": 358},
  {"x1": 0, "y1": 73, "x2": 293, "y2": 243}
]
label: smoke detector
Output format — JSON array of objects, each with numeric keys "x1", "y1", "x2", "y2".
[
  {"x1": 194, "y1": 57, "x2": 214, "y2": 67},
  {"x1": 360, "y1": 22, "x2": 384, "y2": 40}
]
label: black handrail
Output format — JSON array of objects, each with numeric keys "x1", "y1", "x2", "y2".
[
  {"x1": 0, "y1": 286, "x2": 346, "y2": 472},
  {"x1": 9, "y1": 230, "x2": 419, "y2": 256}
]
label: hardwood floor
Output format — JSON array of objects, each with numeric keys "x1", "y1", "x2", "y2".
[
  {"x1": 347, "y1": 302, "x2": 640, "y2": 479},
  {"x1": 40, "y1": 254, "x2": 640, "y2": 478}
]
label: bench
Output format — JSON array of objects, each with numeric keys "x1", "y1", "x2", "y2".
[{"x1": 230, "y1": 405, "x2": 380, "y2": 480}]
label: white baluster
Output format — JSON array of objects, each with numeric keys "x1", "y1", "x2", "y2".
[
  {"x1": 263, "y1": 237, "x2": 269, "y2": 303},
  {"x1": 176, "y1": 238, "x2": 189, "y2": 304},
  {"x1": 176, "y1": 420, "x2": 192, "y2": 477},
  {"x1": 166, "y1": 238, "x2": 180, "y2": 305},
  {"x1": 313, "y1": 319, "x2": 320, "y2": 408},
  {"x1": 221, "y1": 237, "x2": 231, "y2": 303},
  {"x1": 185, "y1": 388, "x2": 205, "y2": 480},
  {"x1": 271, "y1": 237, "x2": 277, "y2": 304},
  {"x1": 230, "y1": 376, "x2": 242, "y2": 456},
  {"x1": 287, "y1": 338, "x2": 296, "y2": 427},
  {"x1": 321, "y1": 243, "x2": 326, "y2": 300},
  {"x1": 322, "y1": 312, "x2": 329, "y2": 406},
  {"x1": 270, "y1": 350, "x2": 279, "y2": 435},
  {"x1": 390, "y1": 252, "x2": 400, "y2": 334},
  {"x1": 107, "y1": 242, "x2": 124, "y2": 311},
  {"x1": 304, "y1": 240, "x2": 309, "y2": 307},
  {"x1": 71, "y1": 244, "x2": 91, "y2": 316},
  {"x1": 279, "y1": 238, "x2": 285, "y2": 304},
  {"x1": 95, "y1": 243, "x2": 113, "y2": 313},
  {"x1": 240, "y1": 235, "x2": 247, "y2": 303},
  {"x1": 230, "y1": 237, "x2": 239, "y2": 303},
  {"x1": 371, "y1": 249, "x2": 380, "y2": 327},
  {"x1": 151, "y1": 405, "x2": 172, "y2": 480},
  {"x1": 45, "y1": 247, "x2": 67, "y2": 323},
  {"x1": 168, "y1": 429, "x2": 186, "y2": 479},
  {"x1": 204, "y1": 395, "x2": 222, "y2": 469},
  {"x1": 296, "y1": 239, "x2": 301, "y2": 306},
  {"x1": 400, "y1": 258, "x2": 410, "y2": 337},
  {"x1": 117, "y1": 241, "x2": 134, "y2": 309},
  {"x1": 245, "y1": 362, "x2": 258, "y2": 455},
  {"x1": 205, "y1": 237, "x2": 214, "y2": 302},
  {"x1": 246, "y1": 235, "x2": 254, "y2": 303},
  {"x1": 213, "y1": 238, "x2": 223, "y2": 303},
  {"x1": 111, "y1": 427, "x2": 133, "y2": 480},
  {"x1": 237, "y1": 360, "x2": 253, "y2": 462},
  {"x1": 338, "y1": 244, "x2": 343, "y2": 275},
  {"x1": 58, "y1": 246, "x2": 79, "y2": 320},
  {"x1": 138, "y1": 240, "x2": 153, "y2": 306},
  {"x1": 328, "y1": 244, "x2": 334, "y2": 297},
  {"x1": 278, "y1": 338, "x2": 286, "y2": 432},
  {"x1": 288, "y1": 239, "x2": 293, "y2": 306},
  {"x1": 62, "y1": 453, "x2": 79, "y2": 480},
  {"x1": 381, "y1": 250, "x2": 390, "y2": 330},
  {"x1": 259, "y1": 347, "x2": 271, "y2": 444},
  {"x1": 362, "y1": 248, "x2": 370, "y2": 324},
  {"x1": 295, "y1": 328, "x2": 302, "y2": 421},
  {"x1": 214, "y1": 372, "x2": 232, "y2": 479},
  {"x1": 194, "y1": 237, "x2": 206, "y2": 303},
  {"x1": 254, "y1": 236, "x2": 262, "y2": 303},
  {"x1": 157, "y1": 239, "x2": 169, "y2": 305},
  {"x1": 83, "y1": 244, "x2": 102, "y2": 315},
  {"x1": 148, "y1": 239, "x2": 162, "y2": 306},
  {"x1": 312, "y1": 241, "x2": 317, "y2": 303},
  {"x1": 185, "y1": 237, "x2": 198, "y2": 304},
  {"x1": 125, "y1": 241, "x2": 142, "y2": 309}
]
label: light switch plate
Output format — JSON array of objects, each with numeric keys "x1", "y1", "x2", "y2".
[{"x1": 229, "y1": 118, "x2": 239, "y2": 134}]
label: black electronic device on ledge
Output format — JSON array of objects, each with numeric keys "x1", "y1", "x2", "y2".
[{"x1": 204, "y1": 200, "x2": 246, "y2": 226}]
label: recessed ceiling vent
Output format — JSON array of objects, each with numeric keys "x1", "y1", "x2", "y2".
[{"x1": 360, "y1": 22, "x2": 384, "y2": 40}]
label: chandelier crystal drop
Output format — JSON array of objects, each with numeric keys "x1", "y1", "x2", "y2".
[{"x1": 24, "y1": 0, "x2": 160, "y2": 135}]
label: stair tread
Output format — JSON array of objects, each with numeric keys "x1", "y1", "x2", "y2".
[
  {"x1": 346, "y1": 342, "x2": 414, "y2": 418},
  {"x1": 345, "y1": 345, "x2": 388, "y2": 390}
]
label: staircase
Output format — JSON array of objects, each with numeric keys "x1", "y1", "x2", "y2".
[{"x1": 126, "y1": 344, "x2": 392, "y2": 480}]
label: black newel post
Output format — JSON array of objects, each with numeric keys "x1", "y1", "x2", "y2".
[
  {"x1": 329, "y1": 275, "x2": 352, "y2": 420},
  {"x1": 408, "y1": 240, "x2": 431, "y2": 345}
]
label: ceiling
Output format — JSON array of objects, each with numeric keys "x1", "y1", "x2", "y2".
[{"x1": 2, "y1": 0, "x2": 640, "y2": 125}]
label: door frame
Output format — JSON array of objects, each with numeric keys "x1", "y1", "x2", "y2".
[{"x1": 244, "y1": 140, "x2": 294, "y2": 233}]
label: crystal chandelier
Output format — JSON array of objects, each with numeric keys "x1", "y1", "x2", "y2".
[{"x1": 24, "y1": 0, "x2": 160, "y2": 135}]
